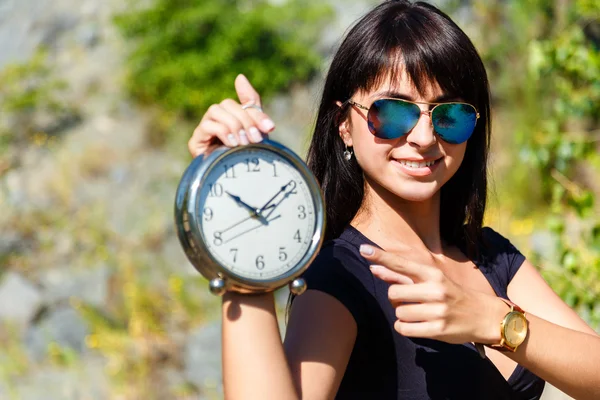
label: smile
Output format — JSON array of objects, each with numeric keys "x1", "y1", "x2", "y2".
[{"x1": 392, "y1": 157, "x2": 443, "y2": 177}]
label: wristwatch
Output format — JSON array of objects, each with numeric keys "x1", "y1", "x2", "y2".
[{"x1": 490, "y1": 297, "x2": 529, "y2": 352}]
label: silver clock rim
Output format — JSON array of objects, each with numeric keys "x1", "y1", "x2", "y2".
[{"x1": 174, "y1": 139, "x2": 326, "y2": 293}]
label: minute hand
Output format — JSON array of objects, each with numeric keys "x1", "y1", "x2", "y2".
[
  {"x1": 259, "y1": 181, "x2": 297, "y2": 220},
  {"x1": 257, "y1": 180, "x2": 295, "y2": 215}
]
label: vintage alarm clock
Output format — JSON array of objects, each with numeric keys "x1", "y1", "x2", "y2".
[{"x1": 174, "y1": 139, "x2": 326, "y2": 296}]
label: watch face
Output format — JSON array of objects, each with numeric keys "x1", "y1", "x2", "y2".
[
  {"x1": 503, "y1": 312, "x2": 528, "y2": 347},
  {"x1": 196, "y1": 146, "x2": 319, "y2": 281}
]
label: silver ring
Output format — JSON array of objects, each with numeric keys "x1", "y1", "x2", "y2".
[{"x1": 241, "y1": 103, "x2": 264, "y2": 113}]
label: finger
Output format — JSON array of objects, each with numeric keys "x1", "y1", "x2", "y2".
[
  {"x1": 205, "y1": 104, "x2": 245, "y2": 146},
  {"x1": 387, "y1": 282, "x2": 446, "y2": 304},
  {"x1": 394, "y1": 320, "x2": 444, "y2": 339},
  {"x1": 235, "y1": 74, "x2": 262, "y2": 107},
  {"x1": 235, "y1": 74, "x2": 275, "y2": 134},
  {"x1": 370, "y1": 265, "x2": 414, "y2": 284},
  {"x1": 359, "y1": 244, "x2": 440, "y2": 282},
  {"x1": 395, "y1": 302, "x2": 448, "y2": 322},
  {"x1": 220, "y1": 99, "x2": 261, "y2": 144},
  {"x1": 189, "y1": 119, "x2": 232, "y2": 157}
]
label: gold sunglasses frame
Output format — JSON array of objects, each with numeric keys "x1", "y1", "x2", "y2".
[{"x1": 347, "y1": 98, "x2": 480, "y2": 121}]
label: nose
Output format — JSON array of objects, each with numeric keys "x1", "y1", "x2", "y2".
[{"x1": 404, "y1": 109, "x2": 436, "y2": 149}]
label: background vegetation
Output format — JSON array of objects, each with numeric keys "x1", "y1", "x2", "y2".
[{"x1": 0, "y1": 0, "x2": 598, "y2": 399}]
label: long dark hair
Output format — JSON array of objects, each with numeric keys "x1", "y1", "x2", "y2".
[{"x1": 307, "y1": 0, "x2": 491, "y2": 255}]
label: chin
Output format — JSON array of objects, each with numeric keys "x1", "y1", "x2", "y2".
[
  {"x1": 393, "y1": 187, "x2": 440, "y2": 203},
  {"x1": 375, "y1": 177, "x2": 440, "y2": 203}
]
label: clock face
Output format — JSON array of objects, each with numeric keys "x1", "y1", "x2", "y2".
[
  {"x1": 197, "y1": 147, "x2": 318, "y2": 281},
  {"x1": 504, "y1": 312, "x2": 528, "y2": 347}
]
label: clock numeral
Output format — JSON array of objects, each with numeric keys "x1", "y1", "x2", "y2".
[
  {"x1": 230, "y1": 248, "x2": 238, "y2": 263},
  {"x1": 293, "y1": 230, "x2": 301, "y2": 243},
  {"x1": 297, "y1": 205, "x2": 306, "y2": 220},
  {"x1": 272, "y1": 163, "x2": 278, "y2": 177},
  {"x1": 213, "y1": 231, "x2": 223, "y2": 246},
  {"x1": 203, "y1": 207, "x2": 214, "y2": 221},
  {"x1": 278, "y1": 247, "x2": 288, "y2": 262},
  {"x1": 208, "y1": 183, "x2": 224, "y2": 197},
  {"x1": 245, "y1": 158, "x2": 260, "y2": 172},
  {"x1": 289, "y1": 180, "x2": 298, "y2": 195},
  {"x1": 223, "y1": 164, "x2": 236, "y2": 179},
  {"x1": 256, "y1": 255, "x2": 265, "y2": 270}
]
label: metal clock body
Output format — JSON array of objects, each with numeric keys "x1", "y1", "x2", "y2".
[{"x1": 174, "y1": 139, "x2": 326, "y2": 295}]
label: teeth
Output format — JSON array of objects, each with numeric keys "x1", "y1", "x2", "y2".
[{"x1": 398, "y1": 159, "x2": 437, "y2": 168}]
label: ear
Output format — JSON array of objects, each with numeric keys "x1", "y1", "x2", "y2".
[{"x1": 335, "y1": 101, "x2": 353, "y2": 147}]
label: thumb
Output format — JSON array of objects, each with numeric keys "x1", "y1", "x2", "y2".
[{"x1": 235, "y1": 74, "x2": 262, "y2": 107}]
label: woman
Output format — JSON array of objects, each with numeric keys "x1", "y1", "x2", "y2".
[{"x1": 187, "y1": 1, "x2": 600, "y2": 399}]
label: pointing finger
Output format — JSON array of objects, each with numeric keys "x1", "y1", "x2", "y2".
[
  {"x1": 360, "y1": 244, "x2": 439, "y2": 282},
  {"x1": 370, "y1": 265, "x2": 414, "y2": 284}
]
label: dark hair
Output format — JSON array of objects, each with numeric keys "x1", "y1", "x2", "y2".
[{"x1": 307, "y1": 0, "x2": 491, "y2": 255}]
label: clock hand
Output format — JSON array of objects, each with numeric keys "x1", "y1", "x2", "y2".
[
  {"x1": 223, "y1": 214, "x2": 282, "y2": 245},
  {"x1": 261, "y1": 180, "x2": 297, "y2": 220},
  {"x1": 257, "y1": 180, "x2": 295, "y2": 215},
  {"x1": 215, "y1": 215, "x2": 255, "y2": 237},
  {"x1": 226, "y1": 191, "x2": 268, "y2": 225}
]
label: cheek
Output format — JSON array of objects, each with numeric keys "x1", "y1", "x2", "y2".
[
  {"x1": 351, "y1": 130, "x2": 390, "y2": 169},
  {"x1": 442, "y1": 142, "x2": 467, "y2": 179}
]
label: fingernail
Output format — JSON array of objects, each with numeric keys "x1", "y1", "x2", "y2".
[
  {"x1": 360, "y1": 244, "x2": 374, "y2": 256},
  {"x1": 238, "y1": 129, "x2": 249, "y2": 145},
  {"x1": 249, "y1": 127, "x2": 263, "y2": 142},
  {"x1": 261, "y1": 119, "x2": 275, "y2": 132},
  {"x1": 227, "y1": 133, "x2": 238, "y2": 146},
  {"x1": 370, "y1": 265, "x2": 383, "y2": 272}
]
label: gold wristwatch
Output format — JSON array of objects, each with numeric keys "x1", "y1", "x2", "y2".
[{"x1": 490, "y1": 298, "x2": 528, "y2": 352}]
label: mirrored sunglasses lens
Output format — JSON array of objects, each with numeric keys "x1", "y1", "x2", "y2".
[
  {"x1": 432, "y1": 103, "x2": 478, "y2": 144},
  {"x1": 368, "y1": 99, "x2": 420, "y2": 139}
]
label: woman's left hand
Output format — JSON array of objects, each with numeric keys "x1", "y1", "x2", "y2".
[{"x1": 359, "y1": 244, "x2": 504, "y2": 345}]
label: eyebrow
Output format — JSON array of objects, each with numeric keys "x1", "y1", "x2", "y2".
[{"x1": 372, "y1": 90, "x2": 459, "y2": 103}]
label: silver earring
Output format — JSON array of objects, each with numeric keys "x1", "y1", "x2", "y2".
[{"x1": 343, "y1": 145, "x2": 353, "y2": 161}]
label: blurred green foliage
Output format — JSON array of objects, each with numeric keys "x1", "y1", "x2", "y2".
[
  {"x1": 469, "y1": 0, "x2": 600, "y2": 327},
  {"x1": 114, "y1": 0, "x2": 332, "y2": 123}
]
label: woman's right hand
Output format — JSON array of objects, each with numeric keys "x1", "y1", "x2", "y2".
[{"x1": 187, "y1": 74, "x2": 276, "y2": 158}]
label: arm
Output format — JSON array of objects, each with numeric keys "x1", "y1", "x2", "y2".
[
  {"x1": 362, "y1": 245, "x2": 600, "y2": 400},
  {"x1": 222, "y1": 290, "x2": 356, "y2": 400},
  {"x1": 503, "y1": 260, "x2": 600, "y2": 399}
]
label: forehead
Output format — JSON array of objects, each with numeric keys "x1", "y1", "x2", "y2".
[{"x1": 357, "y1": 66, "x2": 445, "y2": 102}]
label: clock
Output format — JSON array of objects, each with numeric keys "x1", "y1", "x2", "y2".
[{"x1": 174, "y1": 139, "x2": 326, "y2": 295}]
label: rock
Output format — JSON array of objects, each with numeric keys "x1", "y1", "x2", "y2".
[
  {"x1": 24, "y1": 306, "x2": 89, "y2": 362},
  {"x1": 184, "y1": 321, "x2": 223, "y2": 396},
  {"x1": 0, "y1": 272, "x2": 43, "y2": 327},
  {"x1": 40, "y1": 266, "x2": 109, "y2": 308},
  {"x1": 0, "y1": 232, "x2": 24, "y2": 255},
  {"x1": 12, "y1": 357, "x2": 108, "y2": 400},
  {"x1": 77, "y1": 24, "x2": 100, "y2": 48}
]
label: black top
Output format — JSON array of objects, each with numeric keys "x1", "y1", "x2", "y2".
[{"x1": 302, "y1": 225, "x2": 546, "y2": 400}]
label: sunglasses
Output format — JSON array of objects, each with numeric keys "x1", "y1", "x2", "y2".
[{"x1": 347, "y1": 98, "x2": 480, "y2": 144}]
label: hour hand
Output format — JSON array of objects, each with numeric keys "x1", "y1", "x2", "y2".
[{"x1": 226, "y1": 191, "x2": 267, "y2": 224}]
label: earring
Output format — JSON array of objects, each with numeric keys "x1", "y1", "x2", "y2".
[{"x1": 343, "y1": 144, "x2": 353, "y2": 161}]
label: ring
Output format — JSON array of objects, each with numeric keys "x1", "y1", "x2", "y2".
[{"x1": 242, "y1": 103, "x2": 264, "y2": 113}]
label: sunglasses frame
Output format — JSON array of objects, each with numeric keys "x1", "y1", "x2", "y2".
[{"x1": 346, "y1": 98, "x2": 480, "y2": 142}]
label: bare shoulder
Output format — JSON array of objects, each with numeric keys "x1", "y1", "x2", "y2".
[
  {"x1": 508, "y1": 259, "x2": 598, "y2": 336},
  {"x1": 283, "y1": 289, "x2": 357, "y2": 400}
]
